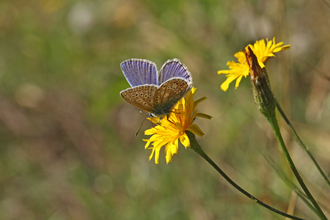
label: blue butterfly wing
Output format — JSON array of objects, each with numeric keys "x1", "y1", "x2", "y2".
[
  {"x1": 121, "y1": 59, "x2": 158, "y2": 87},
  {"x1": 158, "y1": 59, "x2": 192, "y2": 85}
]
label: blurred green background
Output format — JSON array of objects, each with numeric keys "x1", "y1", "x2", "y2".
[{"x1": 0, "y1": 0, "x2": 329, "y2": 219}]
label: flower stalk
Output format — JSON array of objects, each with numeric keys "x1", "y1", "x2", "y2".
[
  {"x1": 267, "y1": 112, "x2": 327, "y2": 220},
  {"x1": 244, "y1": 47, "x2": 327, "y2": 220},
  {"x1": 275, "y1": 100, "x2": 330, "y2": 188},
  {"x1": 186, "y1": 130, "x2": 305, "y2": 220}
]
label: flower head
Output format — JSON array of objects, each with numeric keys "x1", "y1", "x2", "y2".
[
  {"x1": 218, "y1": 38, "x2": 290, "y2": 91},
  {"x1": 143, "y1": 87, "x2": 212, "y2": 164}
]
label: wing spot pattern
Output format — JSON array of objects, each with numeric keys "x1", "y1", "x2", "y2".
[{"x1": 120, "y1": 73, "x2": 191, "y2": 116}]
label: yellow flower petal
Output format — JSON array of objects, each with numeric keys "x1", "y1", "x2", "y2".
[
  {"x1": 220, "y1": 78, "x2": 232, "y2": 91},
  {"x1": 235, "y1": 51, "x2": 246, "y2": 64},
  {"x1": 179, "y1": 133, "x2": 189, "y2": 148},
  {"x1": 143, "y1": 87, "x2": 211, "y2": 164},
  {"x1": 235, "y1": 75, "x2": 244, "y2": 89},
  {"x1": 148, "y1": 148, "x2": 156, "y2": 163},
  {"x1": 154, "y1": 148, "x2": 160, "y2": 164},
  {"x1": 165, "y1": 140, "x2": 178, "y2": 164},
  {"x1": 218, "y1": 37, "x2": 290, "y2": 91}
]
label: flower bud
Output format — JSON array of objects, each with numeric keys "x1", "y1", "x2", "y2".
[{"x1": 244, "y1": 46, "x2": 276, "y2": 119}]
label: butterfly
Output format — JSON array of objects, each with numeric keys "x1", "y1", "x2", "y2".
[{"x1": 120, "y1": 58, "x2": 193, "y2": 117}]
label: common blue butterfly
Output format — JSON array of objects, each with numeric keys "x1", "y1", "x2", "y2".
[{"x1": 120, "y1": 58, "x2": 193, "y2": 117}]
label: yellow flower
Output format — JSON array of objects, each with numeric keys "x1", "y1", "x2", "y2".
[
  {"x1": 218, "y1": 38, "x2": 290, "y2": 91},
  {"x1": 143, "y1": 87, "x2": 212, "y2": 164}
]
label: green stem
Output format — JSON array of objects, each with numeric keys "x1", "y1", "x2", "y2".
[
  {"x1": 266, "y1": 114, "x2": 327, "y2": 220},
  {"x1": 186, "y1": 131, "x2": 305, "y2": 220},
  {"x1": 261, "y1": 149, "x2": 319, "y2": 216},
  {"x1": 275, "y1": 100, "x2": 330, "y2": 188}
]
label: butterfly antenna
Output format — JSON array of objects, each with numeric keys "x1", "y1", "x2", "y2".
[{"x1": 135, "y1": 114, "x2": 148, "y2": 137}]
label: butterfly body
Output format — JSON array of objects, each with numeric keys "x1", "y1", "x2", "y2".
[{"x1": 120, "y1": 59, "x2": 192, "y2": 117}]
